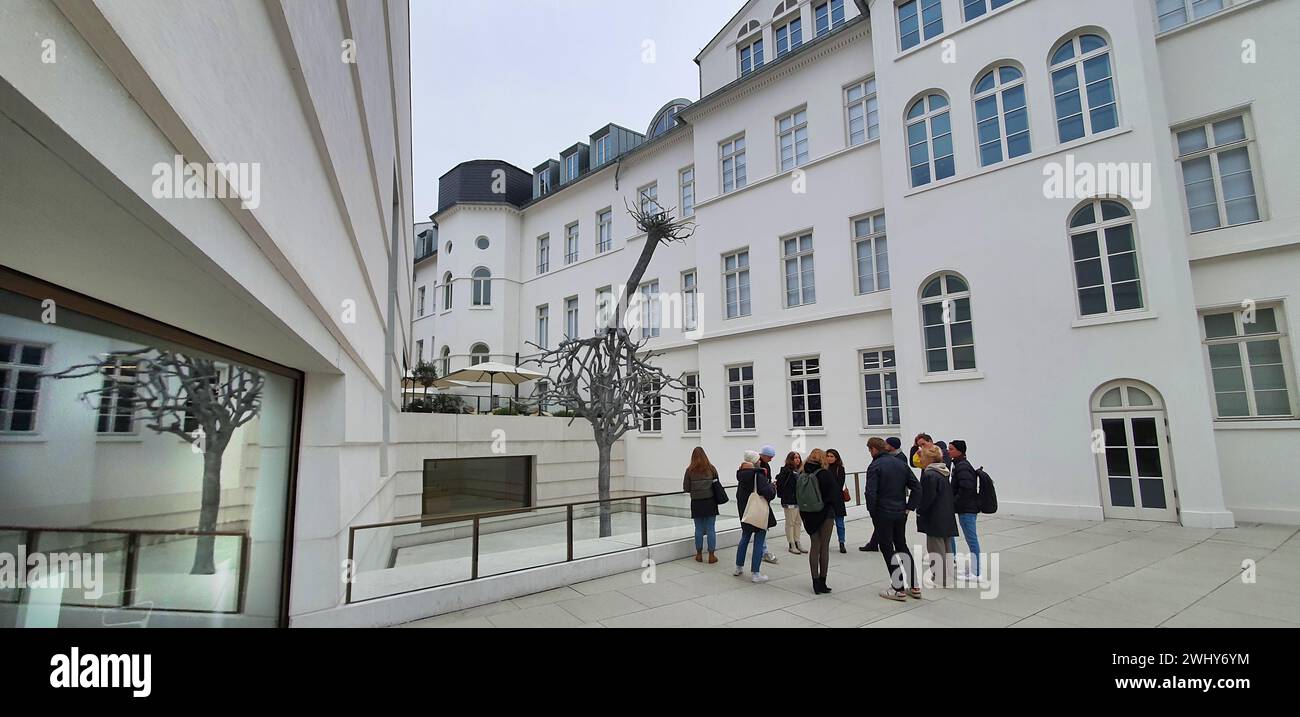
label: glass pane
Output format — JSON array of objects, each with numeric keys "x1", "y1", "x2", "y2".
[
  {"x1": 952, "y1": 346, "x2": 976, "y2": 371},
  {"x1": 1100, "y1": 200, "x2": 1128, "y2": 220},
  {"x1": 1070, "y1": 203, "x2": 1096, "y2": 228},
  {"x1": 945, "y1": 275, "x2": 968, "y2": 293},
  {"x1": 1135, "y1": 447, "x2": 1162, "y2": 478},
  {"x1": 1253, "y1": 389, "x2": 1291, "y2": 416},
  {"x1": 1202, "y1": 312, "x2": 1237, "y2": 338},
  {"x1": 1243, "y1": 308, "x2": 1277, "y2": 334},
  {"x1": 572, "y1": 499, "x2": 644, "y2": 560},
  {"x1": 1246, "y1": 339, "x2": 1283, "y2": 368},
  {"x1": 1131, "y1": 417, "x2": 1159, "y2": 446},
  {"x1": 1102, "y1": 418, "x2": 1128, "y2": 446},
  {"x1": 1216, "y1": 391, "x2": 1250, "y2": 417},
  {"x1": 1212, "y1": 116, "x2": 1246, "y2": 145},
  {"x1": 1109, "y1": 477, "x2": 1135, "y2": 507},
  {"x1": 1099, "y1": 388, "x2": 1122, "y2": 407},
  {"x1": 926, "y1": 348, "x2": 948, "y2": 372},
  {"x1": 1207, "y1": 343, "x2": 1242, "y2": 370},
  {"x1": 1177, "y1": 126, "x2": 1208, "y2": 155},
  {"x1": 1127, "y1": 387, "x2": 1154, "y2": 406},
  {"x1": 1078, "y1": 286, "x2": 1107, "y2": 316},
  {"x1": 1139, "y1": 479, "x2": 1167, "y2": 509},
  {"x1": 1111, "y1": 280, "x2": 1142, "y2": 312}
]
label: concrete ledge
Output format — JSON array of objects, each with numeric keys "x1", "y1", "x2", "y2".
[
  {"x1": 1177, "y1": 510, "x2": 1237, "y2": 529},
  {"x1": 996, "y1": 501, "x2": 1105, "y2": 522}
]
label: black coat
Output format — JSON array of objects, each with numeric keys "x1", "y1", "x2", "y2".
[
  {"x1": 950, "y1": 457, "x2": 980, "y2": 514},
  {"x1": 683, "y1": 468, "x2": 721, "y2": 519},
  {"x1": 916, "y1": 466, "x2": 958, "y2": 537},
  {"x1": 736, "y1": 467, "x2": 777, "y2": 532},
  {"x1": 865, "y1": 453, "x2": 919, "y2": 521},
  {"x1": 889, "y1": 449, "x2": 909, "y2": 466},
  {"x1": 775, "y1": 466, "x2": 800, "y2": 506},
  {"x1": 828, "y1": 464, "x2": 847, "y2": 517},
  {"x1": 798, "y1": 461, "x2": 840, "y2": 535}
]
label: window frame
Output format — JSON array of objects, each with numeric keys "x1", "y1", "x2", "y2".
[
  {"x1": 845, "y1": 76, "x2": 880, "y2": 147},
  {"x1": 919, "y1": 272, "x2": 978, "y2": 375},
  {"x1": 722, "y1": 248, "x2": 752, "y2": 319},
  {"x1": 537, "y1": 234, "x2": 550, "y2": 274},
  {"x1": 597, "y1": 209, "x2": 613, "y2": 253},
  {"x1": 683, "y1": 372, "x2": 701, "y2": 433},
  {"x1": 565, "y1": 222, "x2": 580, "y2": 264},
  {"x1": 775, "y1": 12, "x2": 803, "y2": 57},
  {"x1": 720, "y1": 134, "x2": 747, "y2": 194},
  {"x1": 815, "y1": 0, "x2": 846, "y2": 37},
  {"x1": 787, "y1": 356, "x2": 824, "y2": 429},
  {"x1": 726, "y1": 363, "x2": 756, "y2": 431},
  {"x1": 1155, "y1": 0, "x2": 1228, "y2": 33},
  {"x1": 860, "y1": 347, "x2": 901, "y2": 428},
  {"x1": 638, "y1": 182, "x2": 660, "y2": 216},
  {"x1": 416, "y1": 286, "x2": 426, "y2": 317},
  {"x1": 897, "y1": 0, "x2": 943, "y2": 51},
  {"x1": 564, "y1": 296, "x2": 579, "y2": 340},
  {"x1": 0, "y1": 339, "x2": 48, "y2": 434},
  {"x1": 1049, "y1": 32, "x2": 1120, "y2": 143},
  {"x1": 972, "y1": 63, "x2": 1032, "y2": 167},
  {"x1": 738, "y1": 34, "x2": 764, "y2": 77},
  {"x1": 1173, "y1": 111, "x2": 1264, "y2": 233},
  {"x1": 536, "y1": 304, "x2": 549, "y2": 349},
  {"x1": 638, "y1": 279, "x2": 661, "y2": 339},
  {"x1": 852, "y1": 212, "x2": 889, "y2": 295},
  {"x1": 1067, "y1": 199, "x2": 1147, "y2": 318},
  {"x1": 962, "y1": 0, "x2": 1014, "y2": 22},
  {"x1": 681, "y1": 269, "x2": 698, "y2": 332},
  {"x1": 776, "y1": 107, "x2": 810, "y2": 172},
  {"x1": 471, "y1": 267, "x2": 492, "y2": 307},
  {"x1": 441, "y1": 271, "x2": 453, "y2": 311},
  {"x1": 905, "y1": 93, "x2": 955, "y2": 188},
  {"x1": 781, "y1": 231, "x2": 816, "y2": 308},
  {"x1": 679, "y1": 166, "x2": 695, "y2": 217},
  {"x1": 95, "y1": 355, "x2": 140, "y2": 435},
  {"x1": 639, "y1": 377, "x2": 663, "y2": 433},
  {"x1": 1199, "y1": 303, "x2": 1297, "y2": 420}
]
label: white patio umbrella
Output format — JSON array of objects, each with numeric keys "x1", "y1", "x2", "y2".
[{"x1": 432, "y1": 361, "x2": 545, "y2": 411}]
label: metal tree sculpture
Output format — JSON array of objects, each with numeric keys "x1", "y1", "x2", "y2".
[
  {"x1": 530, "y1": 195, "x2": 697, "y2": 536},
  {"x1": 47, "y1": 349, "x2": 264, "y2": 574}
]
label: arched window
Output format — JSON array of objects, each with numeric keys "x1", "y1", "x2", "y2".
[
  {"x1": 1069, "y1": 199, "x2": 1143, "y2": 317},
  {"x1": 441, "y1": 271, "x2": 453, "y2": 310},
  {"x1": 471, "y1": 267, "x2": 491, "y2": 306},
  {"x1": 973, "y1": 64, "x2": 1030, "y2": 166},
  {"x1": 470, "y1": 343, "x2": 489, "y2": 366},
  {"x1": 920, "y1": 273, "x2": 975, "y2": 373},
  {"x1": 905, "y1": 93, "x2": 954, "y2": 187},
  {"x1": 440, "y1": 345, "x2": 450, "y2": 375},
  {"x1": 1050, "y1": 31, "x2": 1118, "y2": 143}
]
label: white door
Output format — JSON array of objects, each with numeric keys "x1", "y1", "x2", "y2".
[{"x1": 1091, "y1": 383, "x2": 1178, "y2": 522}]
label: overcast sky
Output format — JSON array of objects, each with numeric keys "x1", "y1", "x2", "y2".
[{"x1": 409, "y1": 0, "x2": 743, "y2": 220}]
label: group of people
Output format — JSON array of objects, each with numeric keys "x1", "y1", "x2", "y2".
[{"x1": 681, "y1": 433, "x2": 983, "y2": 601}]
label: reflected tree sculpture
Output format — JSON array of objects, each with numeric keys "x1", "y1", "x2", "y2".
[
  {"x1": 530, "y1": 196, "x2": 697, "y2": 536},
  {"x1": 48, "y1": 349, "x2": 263, "y2": 574}
]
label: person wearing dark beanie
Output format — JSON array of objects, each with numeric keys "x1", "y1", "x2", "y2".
[{"x1": 948, "y1": 439, "x2": 981, "y2": 580}]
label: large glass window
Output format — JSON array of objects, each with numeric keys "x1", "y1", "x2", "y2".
[
  {"x1": 963, "y1": 0, "x2": 1013, "y2": 22},
  {"x1": 854, "y1": 213, "x2": 889, "y2": 294},
  {"x1": 898, "y1": 0, "x2": 943, "y2": 50},
  {"x1": 845, "y1": 78, "x2": 879, "y2": 146},
  {"x1": 471, "y1": 267, "x2": 492, "y2": 306},
  {"x1": 777, "y1": 109, "x2": 810, "y2": 171},
  {"x1": 788, "y1": 357, "x2": 823, "y2": 428},
  {"x1": 720, "y1": 136, "x2": 747, "y2": 193},
  {"x1": 1069, "y1": 199, "x2": 1144, "y2": 317},
  {"x1": 973, "y1": 64, "x2": 1031, "y2": 166},
  {"x1": 861, "y1": 349, "x2": 901, "y2": 427},
  {"x1": 906, "y1": 93, "x2": 954, "y2": 187},
  {"x1": 1050, "y1": 32, "x2": 1119, "y2": 142},
  {"x1": 726, "y1": 364, "x2": 756, "y2": 430},
  {"x1": 0, "y1": 283, "x2": 296, "y2": 627},
  {"x1": 723, "y1": 249, "x2": 752, "y2": 319},
  {"x1": 1201, "y1": 305, "x2": 1295, "y2": 418},
  {"x1": 1156, "y1": 0, "x2": 1226, "y2": 32},
  {"x1": 815, "y1": 0, "x2": 846, "y2": 37},
  {"x1": 920, "y1": 273, "x2": 976, "y2": 373},
  {"x1": 775, "y1": 16, "x2": 803, "y2": 57},
  {"x1": 422, "y1": 456, "x2": 532, "y2": 518},
  {"x1": 1176, "y1": 114, "x2": 1260, "y2": 232},
  {"x1": 782, "y1": 233, "x2": 816, "y2": 307}
]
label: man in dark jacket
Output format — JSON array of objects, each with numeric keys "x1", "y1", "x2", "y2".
[
  {"x1": 860, "y1": 437, "x2": 908, "y2": 552},
  {"x1": 865, "y1": 437, "x2": 920, "y2": 599},
  {"x1": 948, "y1": 439, "x2": 982, "y2": 579}
]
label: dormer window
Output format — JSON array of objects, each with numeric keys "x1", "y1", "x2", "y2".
[
  {"x1": 564, "y1": 153, "x2": 579, "y2": 182},
  {"x1": 738, "y1": 36, "x2": 764, "y2": 77},
  {"x1": 775, "y1": 15, "x2": 803, "y2": 57},
  {"x1": 815, "y1": 0, "x2": 845, "y2": 37},
  {"x1": 538, "y1": 172, "x2": 551, "y2": 195},
  {"x1": 595, "y1": 135, "x2": 612, "y2": 166}
]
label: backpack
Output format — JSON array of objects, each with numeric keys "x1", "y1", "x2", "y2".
[
  {"x1": 976, "y1": 466, "x2": 998, "y2": 514},
  {"x1": 796, "y1": 470, "x2": 824, "y2": 513}
]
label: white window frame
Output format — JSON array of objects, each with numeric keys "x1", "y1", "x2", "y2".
[
  {"x1": 470, "y1": 343, "x2": 490, "y2": 366},
  {"x1": 860, "y1": 347, "x2": 901, "y2": 428},
  {"x1": 441, "y1": 272, "x2": 453, "y2": 311},
  {"x1": 1155, "y1": 0, "x2": 1227, "y2": 33},
  {"x1": 679, "y1": 166, "x2": 695, "y2": 217},
  {"x1": 96, "y1": 357, "x2": 140, "y2": 435},
  {"x1": 416, "y1": 286, "x2": 426, "y2": 317},
  {"x1": 1174, "y1": 112, "x2": 1263, "y2": 233},
  {"x1": 1049, "y1": 33, "x2": 1119, "y2": 143},
  {"x1": 845, "y1": 77, "x2": 879, "y2": 146},
  {"x1": 595, "y1": 285, "x2": 615, "y2": 332},
  {"x1": 815, "y1": 0, "x2": 846, "y2": 37},
  {"x1": 920, "y1": 273, "x2": 977, "y2": 374},
  {"x1": 906, "y1": 93, "x2": 954, "y2": 188},
  {"x1": 564, "y1": 152, "x2": 579, "y2": 182},
  {"x1": 471, "y1": 267, "x2": 492, "y2": 306},
  {"x1": 1068, "y1": 199, "x2": 1146, "y2": 318},
  {"x1": 564, "y1": 296, "x2": 579, "y2": 340},
  {"x1": 683, "y1": 372, "x2": 701, "y2": 432},
  {"x1": 414, "y1": 339, "x2": 423, "y2": 363},
  {"x1": 781, "y1": 231, "x2": 816, "y2": 308},
  {"x1": 596, "y1": 209, "x2": 613, "y2": 253},
  {"x1": 853, "y1": 212, "x2": 889, "y2": 295},
  {"x1": 962, "y1": 0, "x2": 1014, "y2": 22},
  {"x1": 1200, "y1": 303, "x2": 1297, "y2": 419},
  {"x1": 565, "y1": 222, "x2": 579, "y2": 264},
  {"x1": 638, "y1": 279, "x2": 661, "y2": 339},
  {"x1": 776, "y1": 108, "x2": 809, "y2": 171},
  {"x1": 0, "y1": 340, "x2": 47, "y2": 433},
  {"x1": 787, "y1": 356, "x2": 823, "y2": 429},
  {"x1": 972, "y1": 63, "x2": 1031, "y2": 167},
  {"x1": 537, "y1": 234, "x2": 550, "y2": 274},
  {"x1": 720, "y1": 135, "x2": 747, "y2": 193},
  {"x1": 775, "y1": 14, "x2": 803, "y2": 57},
  {"x1": 738, "y1": 35, "x2": 764, "y2": 77},
  {"x1": 726, "y1": 363, "x2": 756, "y2": 431},
  {"x1": 595, "y1": 134, "x2": 611, "y2": 165},
  {"x1": 897, "y1": 0, "x2": 943, "y2": 51},
  {"x1": 681, "y1": 269, "x2": 698, "y2": 331},
  {"x1": 722, "y1": 249, "x2": 751, "y2": 319},
  {"x1": 536, "y1": 304, "x2": 549, "y2": 349},
  {"x1": 639, "y1": 378, "x2": 662, "y2": 433},
  {"x1": 638, "y1": 182, "x2": 660, "y2": 215}
]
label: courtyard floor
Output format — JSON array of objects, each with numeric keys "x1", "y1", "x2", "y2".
[{"x1": 399, "y1": 513, "x2": 1300, "y2": 628}]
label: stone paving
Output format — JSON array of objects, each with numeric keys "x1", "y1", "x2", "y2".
[{"x1": 399, "y1": 514, "x2": 1300, "y2": 628}]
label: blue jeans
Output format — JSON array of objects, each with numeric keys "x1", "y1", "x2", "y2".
[
  {"x1": 950, "y1": 513, "x2": 980, "y2": 575},
  {"x1": 693, "y1": 516, "x2": 717, "y2": 552},
  {"x1": 735, "y1": 529, "x2": 767, "y2": 573},
  {"x1": 834, "y1": 515, "x2": 846, "y2": 544}
]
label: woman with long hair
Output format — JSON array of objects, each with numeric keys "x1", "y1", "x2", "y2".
[
  {"x1": 734, "y1": 449, "x2": 777, "y2": 582},
  {"x1": 825, "y1": 448, "x2": 849, "y2": 554},
  {"x1": 683, "y1": 446, "x2": 724, "y2": 564},
  {"x1": 798, "y1": 448, "x2": 840, "y2": 595},
  {"x1": 775, "y1": 451, "x2": 804, "y2": 554}
]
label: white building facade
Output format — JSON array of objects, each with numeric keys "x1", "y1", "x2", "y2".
[{"x1": 424, "y1": 0, "x2": 1300, "y2": 527}]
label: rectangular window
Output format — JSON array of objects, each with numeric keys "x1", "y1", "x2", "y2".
[
  {"x1": 639, "y1": 280, "x2": 660, "y2": 339},
  {"x1": 861, "y1": 349, "x2": 901, "y2": 427},
  {"x1": 788, "y1": 357, "x2": 823, "y2": 428},
  {"x1": 777, "y1": 109, "x2": 809, "y2": 171},
  {"x1": 424, "y1": 456, "x2": 532, "y2": 517},
  {"x1": 1156, "y1": 0, "x2": 1226, "y2": 32},
  {"x1": 846, "y1": 78, "x2": 880, "y2": 146},
  {"x1": 0, "y1": 341, "x2": 46, "y2": 432},
  {"x1": 815, "y1": 0, "x2": 846, "y2": 37},
  {"x1": 720, "y1": 136, "x2": 747, "y2": 193},
  {"x1": 684, "y1": 373, "x2": 701, "y2": 432},
  {"x1": 566, "y1": 222, "x2": 579, "y2": 264},
  {"x1": 738, "y1": 37, "x2": 764, "y2": 76},
  {"x1": 726, "y1": 364, "x2": 756, "y2": 430},
  {"x1": 597, "y1": 209, "x2": 613, "y2": 253},
  {"x1": 414, "y1": 339, "x2": 423, "y2": 363},
  {"x1": 536, "y1": 305, "x2": 549, "y2": 349},
  {"x1": 564, "y1": 296, "x2": 579, "y2": 340},
  {"x1": 775, "y1": 16, "x2": 803, "y2": 56},
  {"x1": 682, "y1": 270, "x2": 698, "y2": 331},
  {"x1": 564, "y1": 153, "x2": 579, "y2": 182},
  {"x1": 1202, "y1": 305, "x2": 1295, "y2": 418},
  {"x1": 639, "y1": 378, "x2": 662, "y2": 433},
  {"x1": 538, "y1": 171, "x2": 551, "y2": 195},
  {"x1": 96, "y1": 357, "x2": 139, "y2": 434},
  {"x1": 639, "y1": 182, "x2": 660, "y2": 215},
  {"x1": 417, "y1": 286, "x2": 426, "y2": 317},
  {"x1": 537, "y1": 235, "x2": 550, "y2": 274},
  {"x1": 854, "y1": 213, "x2": 890, "y2": 294},
  {"x1": 1176, "y1": 114, "x2": 1261, "y2": 233},
  {"x1": 679, "y1": 167, "x2": 695, "y2": 217},
  {"x1": 723, "y1": 249, "x2": 751, "y2": 319},
  {"x1": 962, "y1": 0, "x2": 1014, "y2": 22},
  {"x1": 595, "y1": 286, "x2": 615, "y2": 332},
  {"x1": 782, "y1": 233, "x2": 816, "y2": 307},
  {"x1": 595, "y1": 134, "x2": 611, "y2": 165},
  {"x1": 898, "y1": 0, "x2": 943, "y2": 50}
]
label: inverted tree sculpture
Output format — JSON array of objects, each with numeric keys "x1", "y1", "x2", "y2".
[
  {"x1": 530, "y1": 196, "x2": 698, "y2": 536},
  {"x1": 48, "y1": 349, "x2": 264, "y2": 574}
]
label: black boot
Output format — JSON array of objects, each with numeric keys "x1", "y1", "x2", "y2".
[
  {"x1": 822, "y1": 577, "x2": 832, "y2": 593},
  {"x1": 858, "y1": 540, "x2": 878, "y2": 552},
  {"x1": 839, "y1": 541, "x2": 847, "y2": 554},
  {"x1": 813, "y1": 577, "x2": 828, "y2": 595}
]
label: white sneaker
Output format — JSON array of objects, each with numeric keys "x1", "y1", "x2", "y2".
[
  {"x1": 959, "y1": 570, "x2": 981, "y2": 582},
  {"x1": 751, "y1": 573, "x2": 769, "y2": 583},
  {"x1": 762, "y1": 552, "x2": 779, "y2": 564},
  {"x1": 733, "y1": 565, "x2": 743, "y2": 576}
]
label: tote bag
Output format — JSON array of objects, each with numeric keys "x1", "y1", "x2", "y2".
[{"x1": 741, "y1": 480, "x2": 770, "y2": 529}]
